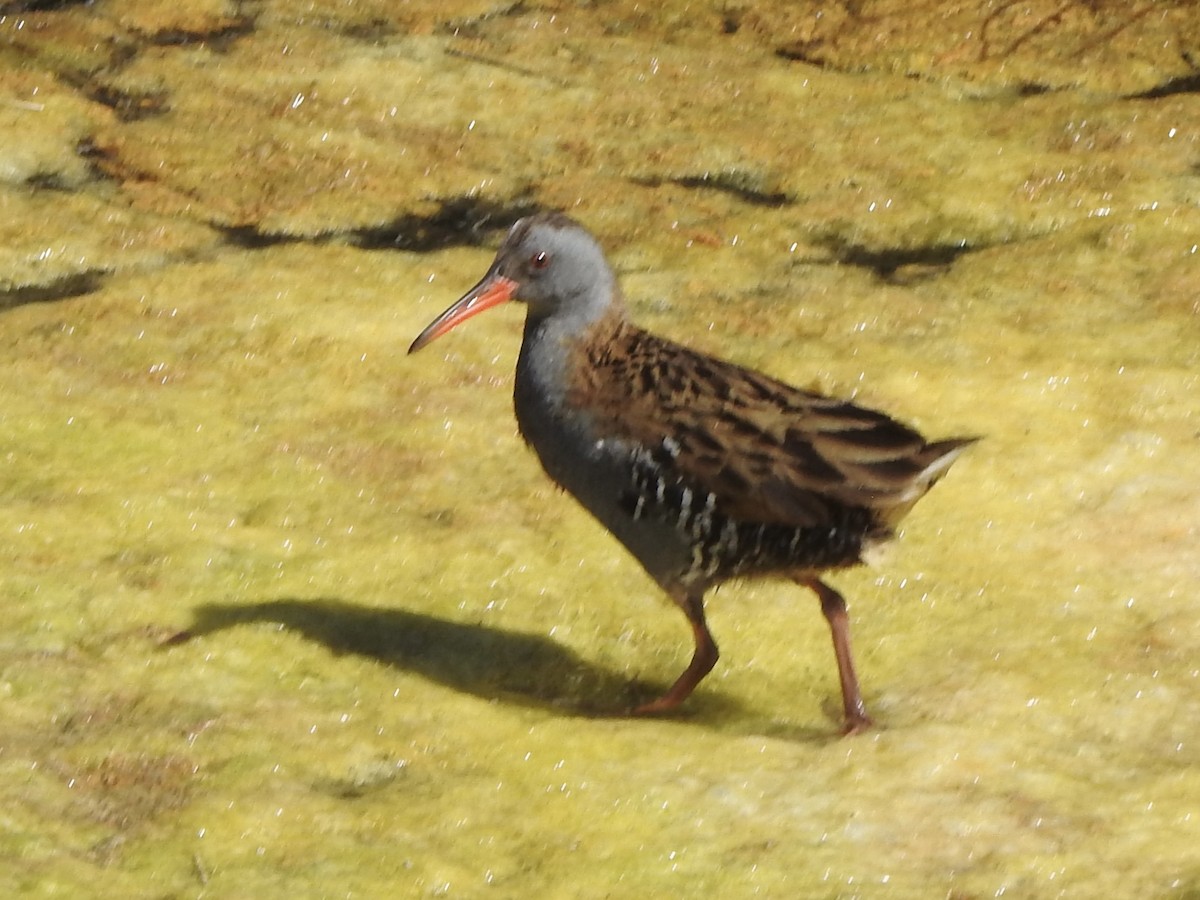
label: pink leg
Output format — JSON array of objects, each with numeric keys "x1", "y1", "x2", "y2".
[
  {"x1": 799, "y1": 577, "x2": 873, "y2": 734},
  {"x1": 633, "y1": 589, "x2": 718, "y2": 715}
]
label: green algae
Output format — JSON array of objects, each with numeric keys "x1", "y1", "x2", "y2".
[{"x1": 2, "y1": 2, "x2": 1199, "y2": 898}]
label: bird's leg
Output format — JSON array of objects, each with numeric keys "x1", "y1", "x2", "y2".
[
  {"x1": 799, "y1": 576, "x2": 873, "y2": 734},
  {"x1": 633, "y1": 588, "x2": 718, "y2": 715}
]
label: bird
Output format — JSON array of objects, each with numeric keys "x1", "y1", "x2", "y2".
[{"x1": 408, "y1": 211, "x2": 975, "y2": 733}]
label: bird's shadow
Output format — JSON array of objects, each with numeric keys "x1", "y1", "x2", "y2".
[{"x1": 164, "y1": 597, "x2": 747, "y2": 721}]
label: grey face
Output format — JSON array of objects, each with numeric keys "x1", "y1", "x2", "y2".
[
  {"x1": 408, "y1": 212, "x2": 619, "y2": 355},
  {"x1": 491, "y1": 215, "x2": 616, "y2": 321}
]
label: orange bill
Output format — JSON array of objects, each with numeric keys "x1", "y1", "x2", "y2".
[{"x1": 408, "y1": 274, "x2": 519, "y2": 354}]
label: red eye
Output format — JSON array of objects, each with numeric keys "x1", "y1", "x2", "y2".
[{"x1": 530, "y1": 251, "x2": 550, "y2": 270}]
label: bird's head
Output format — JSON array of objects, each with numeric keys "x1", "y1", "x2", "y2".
[{"x1": 408, "y1": 212, "x2": 619, "y2": 354}]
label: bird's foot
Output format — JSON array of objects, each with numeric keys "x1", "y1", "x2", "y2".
[
  {"x1": 629, "y1": 692, "x2": 686, "y2": 717},
  {"x1": 840, "y1": 711, "x2": 874, "y2": 736}
]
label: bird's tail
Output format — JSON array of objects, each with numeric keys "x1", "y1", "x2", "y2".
[{"x1": 876, "y1": 436, "x2": 979, "y2": 528}]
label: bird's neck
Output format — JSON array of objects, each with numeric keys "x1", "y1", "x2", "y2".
[
  {"x1": 520, "y1": 291, "x2": 626, "y2": 378},
  {"x1": 515, "y1": 302, "x2": 627, "y2": 431}
]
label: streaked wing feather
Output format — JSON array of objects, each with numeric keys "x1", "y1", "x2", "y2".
[{"x1": 570, "y1": 324, "x2": 972, "y2": 527}]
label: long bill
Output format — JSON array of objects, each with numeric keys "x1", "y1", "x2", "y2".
[{"x1": 408, "y1": 273, "x2": 519, "y2": 354}]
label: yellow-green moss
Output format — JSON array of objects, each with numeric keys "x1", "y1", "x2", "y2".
[{"x1": 2, "y1": 2, "x2": 1198, "y2": 897}]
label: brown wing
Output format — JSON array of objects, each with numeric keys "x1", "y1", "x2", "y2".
[{"x1": 569, "y1": 323, "x2": 973, "y2": 527}]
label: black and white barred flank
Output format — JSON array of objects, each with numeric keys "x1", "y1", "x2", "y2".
[{"x1": 619, "y1": 438, "x2": 880, "y2": 586}]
